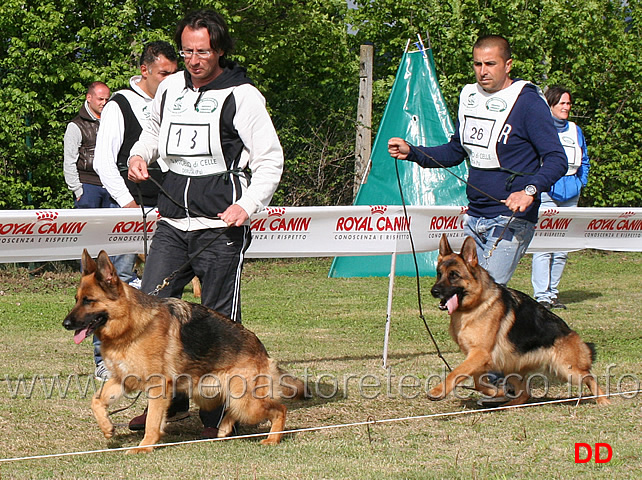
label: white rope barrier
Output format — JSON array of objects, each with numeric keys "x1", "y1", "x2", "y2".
[{"x1": 0, "y1": 389, "x2": 638, "y2": 464}]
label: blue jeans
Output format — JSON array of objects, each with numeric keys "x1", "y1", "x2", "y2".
[
  {"x1": 531, "y1": 192, "x2": 579, "y2": 302},
  {"x1": 463, "y1": 214, "x2": 536, "y2": 286},
  {"x1": 74, "y1": 183, "x2": 117, "y2": 209}
]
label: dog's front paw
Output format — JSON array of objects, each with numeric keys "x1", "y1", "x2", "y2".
[
  {"x1": 96, "y1": 419, "x2": 115, "y2": 439},
  {"x1": 126, "y1": 446, "x2": 154, "y2": 454},
  {"x1": 260, "y1": 438, "x2": 280, "y2": 445},
  {"x1": 428, "y1": 384, "x2": 446, "y2": 400}
]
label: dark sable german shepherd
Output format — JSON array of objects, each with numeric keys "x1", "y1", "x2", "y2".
[
  {"x1": 63, "y1": 250, "x2": 306, "y2": 453},
  {"x1": 428, "y1": 235, "x2": 610, "y2": 407}
]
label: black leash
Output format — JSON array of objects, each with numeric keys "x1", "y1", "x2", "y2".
[
  {"x1": 394, "y1": 159, "x2": 452, "y2": 372},
  {"x1": 134, "y1": 185, "x2": 154, "y2": 260},
  {"x1": 392, "y1": 145, "x2": 525, "y2": 372},
  {"x1": 107, "y1": 391, "x2": 142, "y2": 416}
]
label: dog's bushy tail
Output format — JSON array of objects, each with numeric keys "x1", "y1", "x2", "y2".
[
  {"x1": 271, "y1": 361, "x2": 310, "y2": 400},
  {"x1": 586, "y1": 342, "x2": 597, "y2": 363}
]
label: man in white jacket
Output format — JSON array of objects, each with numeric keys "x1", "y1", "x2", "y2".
[
  {"x1": 127, "y1": 10, "x2": 284, "y2": 438},
  {"x1": 92, "y1": 42, "x2": 178, "y2": 381},
  {"x1": 95, "y1": 41, "x2": 178, "y2": 211}
]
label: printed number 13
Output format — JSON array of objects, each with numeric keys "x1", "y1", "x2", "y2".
[{"x1": 175, "y1": 128, "x2": 198, "y2": 149}]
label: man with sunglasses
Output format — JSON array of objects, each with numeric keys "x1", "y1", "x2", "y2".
[{"x1": 127, "y1": 9, "x2": 284, "y2": 438}]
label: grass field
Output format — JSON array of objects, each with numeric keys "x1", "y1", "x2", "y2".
[{"x1": 0, "y1": 250, "x2": 641, "y2": 479}]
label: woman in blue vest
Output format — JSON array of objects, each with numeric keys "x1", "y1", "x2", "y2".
[{"x1": 532, "y1": 86, "x2": 590, "y2": 309}]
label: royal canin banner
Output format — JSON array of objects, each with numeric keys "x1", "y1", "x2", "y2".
[{"x1": 0, "y1": 206, "x2": 641, "y2": 263}]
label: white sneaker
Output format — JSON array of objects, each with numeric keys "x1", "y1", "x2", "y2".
[
  {"x1": 95, "y1": 361, "x2": 111, "y2": 381},
  {"x1": 129, "y1": 277, "x2": 142, "y2": 289}
]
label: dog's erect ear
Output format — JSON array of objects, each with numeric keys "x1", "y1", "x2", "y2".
[
  {"x1": 438, "y1": 234, "x2": 453, "y2": 261},
  {"x1": 461, "y1": 236, "x2": 478, "y2": 267},
  {"x1": 81, "y1": 249, "x2": 97, "y2": 276},
  {"x1": 95, "y1": 251, "x2": 120, "y2": 290}
]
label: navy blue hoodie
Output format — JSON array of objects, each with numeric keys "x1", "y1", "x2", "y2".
[{"x1": 407, "y1": 82, "x2": 567, "y2": 224}]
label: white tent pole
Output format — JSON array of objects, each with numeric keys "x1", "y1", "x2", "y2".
[{"x1": 382, "y1": 252, "x2": 397, "y2": 369}]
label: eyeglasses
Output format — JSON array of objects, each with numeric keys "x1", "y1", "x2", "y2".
[{"x1": 179, "y1": 50, "x2": 214, "y2": 59}]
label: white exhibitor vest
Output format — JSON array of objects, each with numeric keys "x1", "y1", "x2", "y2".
[
  {"x1": 458, "y1": 80, "x2": 532, "y2": 169},
  {"x1": 559, "y1": 121, "x2": 582, "y2": 175},
  {"x1": 159, "y1": 87, "x2": 236, "y2": 177}
]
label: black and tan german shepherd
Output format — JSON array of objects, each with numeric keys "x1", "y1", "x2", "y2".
[
  {"x1": 428, "y1": 234, "x2": 610, "y2": 407},
  {"x1": 63, "y1": 250, "x2": 306, "y2": 453}
]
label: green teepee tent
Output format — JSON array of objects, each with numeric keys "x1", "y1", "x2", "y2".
[{"x1": 329, "y1": 42, "x2": 468, "y2": 278}]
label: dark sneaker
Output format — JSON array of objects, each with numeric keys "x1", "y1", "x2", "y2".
[
  {"x1": 128, "y1": 407, "x2": 190, "y2": 431},
  {"x1": 201, "y1": 427, "x2": 219, "y2": 439},
  {"x1": 551, "y1": 299, "x2": 567, "y2": 309},
  {"x1": 538, "y1": 300, "x2": 553, "y2": 310},
  {"x1": 128, "y1": 408, "x2": 147, "y2": 431}
]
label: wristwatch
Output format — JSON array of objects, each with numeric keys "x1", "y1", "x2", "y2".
[{"x1": 524, "y1": 184, "x2": 537, "y2": 196}]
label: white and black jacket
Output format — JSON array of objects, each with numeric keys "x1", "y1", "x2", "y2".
[
  {"x1": 130, "y1": 65, "x2": 284, "y2": 230},
  {"x1": 94, "y1": 76, "x2": 164, "y2": 207}
]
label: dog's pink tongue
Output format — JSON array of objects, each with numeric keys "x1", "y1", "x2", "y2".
[
  {"x1": 446, "y1": 295, "x2": 459, "y2": 315},
  {"x1": 74, "y1": 328, "x2": 88, "y2": 345}
]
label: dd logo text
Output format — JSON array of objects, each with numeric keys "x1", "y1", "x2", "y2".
[{"x1": 574, "y1": 443, "x2": 613, "y2": 463}]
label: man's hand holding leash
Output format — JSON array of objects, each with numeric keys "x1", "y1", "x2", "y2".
[
  {"x1": 388, "y1": 137, "x2": 411, "y2": 160},
  {"x1": 218, "y1": 204, "x2": 249, "y2": 227},
  {"x1": 128, "y1": 156, "x2": 149, "y2": 183},
  {"x1": 503, "y1": 190, "x2": 534, "y2": 213}
]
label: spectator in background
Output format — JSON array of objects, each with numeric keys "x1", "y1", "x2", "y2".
[
  {"x1": 94, "y1": 41, "x2": 179, "y2": 284},
  {"x1": 63, "y1": 81, "x2": 110, "y2": 207},
  {"x1": 91, "y1": 42, "x2": 179, "y2": 384},
  {"x1": 532, "y1": 86, "x2": 590, "y2": 309}
]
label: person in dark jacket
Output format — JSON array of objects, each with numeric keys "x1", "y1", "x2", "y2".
[
  {"x1": 388, "y1": 35, "x2": 567, "y2": 286},
  {"x1": 63, "y1": 81, "x2": 111, "y2": 206}
]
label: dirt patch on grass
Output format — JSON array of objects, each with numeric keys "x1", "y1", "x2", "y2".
[{"x1": 0, "y1": 263, "x2": 79, "y2": 295}]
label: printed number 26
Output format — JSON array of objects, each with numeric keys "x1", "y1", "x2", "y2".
[{"x1": 470, "y1": 127, "x2": 484, "y2": 140}]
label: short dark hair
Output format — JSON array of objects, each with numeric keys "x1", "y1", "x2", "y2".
[
  {"x1": 544, "y1": 85, "x2": 572, "y2": 108},
  {"x1": 174, "y1": 9, "x2": 235, "y2": 67},
  {"x1": 473, "y1": 35, "x2": 512, "y2": 61},
  {"x1": 87, "y1": 81, "x2": 108, "y2": 95},
  {"x1": 139, "y1": 41, "x2": 178, "y2": 66}
]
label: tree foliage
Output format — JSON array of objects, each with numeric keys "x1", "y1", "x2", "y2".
[
  {"x1": 0, "y1": 0, "x2": 640, "y2": 209},
  {"x1": 0, "y1": 0, "x2": 184, "y2": 209},
  {"x1": 0, "y1": 0, "x2": 358, "y2": 209}
]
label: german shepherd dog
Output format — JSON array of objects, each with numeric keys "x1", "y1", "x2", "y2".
[
  {"x1": 63, "y1": 250, "x2": 306, "y2": 453},
  {"x1": 428, "y1": 235, "x2": 610, "y2": 407}
]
